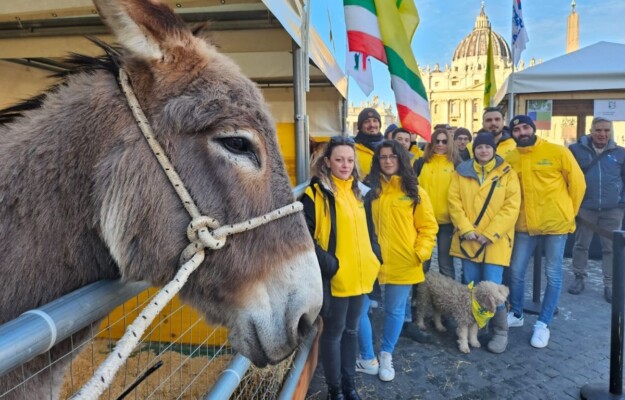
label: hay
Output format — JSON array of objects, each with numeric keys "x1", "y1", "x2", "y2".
[{"x1": 60, "y1": 339, "x2": 295, "y2": 399}]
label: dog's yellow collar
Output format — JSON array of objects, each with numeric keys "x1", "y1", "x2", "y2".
[{"x1": 468, "y1": 281, "x2": 494, "y2": 328}]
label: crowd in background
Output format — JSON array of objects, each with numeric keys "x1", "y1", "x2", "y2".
[{"x1": 303, "y1": 106, "x2": 624, "y2": 400}]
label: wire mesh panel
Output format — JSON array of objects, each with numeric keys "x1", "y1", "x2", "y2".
[{"x1": 0, "y1": 288, "x2": 296, "y2": 399}]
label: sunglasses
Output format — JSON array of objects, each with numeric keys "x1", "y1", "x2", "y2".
[
  {"x1": 379, "y1": 154, "x2": 399, "y2": 161},
  {"x1": 329, "y1": 135, "x2": 355, "y2": 145},
  {"x1": 435, "y1": 139, "x2": 448, "y2": 144}
]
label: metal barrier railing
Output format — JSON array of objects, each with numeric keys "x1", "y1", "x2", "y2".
[
  {"x1": 0, "y1": 182, "x2": 316, "y2": 398},
  {"x1": 0, "y1": 279, "x2": 149, "y2": 377}
]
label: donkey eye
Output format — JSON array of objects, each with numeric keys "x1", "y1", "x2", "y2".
[{"x1": 217, "y1": 137, "x2": 259, "y2": 166}]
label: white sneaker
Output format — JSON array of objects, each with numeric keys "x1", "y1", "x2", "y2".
[
  {"x1": 378, "y1": 351, "x2": 395, "y2": 382},
  {"x1": 531, "y1": 321, "x2": 550, "y2": 348},
  {"x1": 507, "y1": 312, "x2": 524, "y2": 327},
  {"x1": 355, "y1": 357, "x2": 379, "y2": 375}
]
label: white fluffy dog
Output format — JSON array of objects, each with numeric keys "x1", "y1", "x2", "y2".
[{"x1": 414, "y1": 271, "x2": 509, "y2": 353}]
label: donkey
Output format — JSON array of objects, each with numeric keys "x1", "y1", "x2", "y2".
[{"x1": 0, "y1": 0, "x2": 322, "y2": 397}]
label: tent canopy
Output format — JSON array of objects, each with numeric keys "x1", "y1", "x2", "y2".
[{"x1": 495, "y1": 41, "x2": 625, "y2": 104}]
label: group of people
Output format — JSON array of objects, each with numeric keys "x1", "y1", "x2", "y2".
[{"x1": 302, "y1": 106, "x2": 623, "y2": 400}]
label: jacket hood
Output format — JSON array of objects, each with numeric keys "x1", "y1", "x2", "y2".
[{"x1": 456, "y1": 155, "x2": 505, "y2": 180}]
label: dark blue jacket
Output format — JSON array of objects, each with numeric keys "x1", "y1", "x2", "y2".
[{"x1": 569, "y1": 135, "x2": 625, "y2": 210}]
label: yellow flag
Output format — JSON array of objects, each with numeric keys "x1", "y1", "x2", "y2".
[{"x1": 483, "y1": 27, "x2": 497, "y2": 108}]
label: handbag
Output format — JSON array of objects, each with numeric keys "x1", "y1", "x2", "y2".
[{"x1": 459, "y1": 179, "x2": 498, "y2": 260}]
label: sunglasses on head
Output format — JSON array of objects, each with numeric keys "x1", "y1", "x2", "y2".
[
  {"x1": 435, "y1": 139, "x2": 448, "y2": 144},
  {"x1": 329, "y1": 135, "x2": 355, "y2": 145}
]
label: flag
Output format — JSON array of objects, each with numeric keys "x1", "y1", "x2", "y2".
[
  {"x1": 344, "y1": 0, "x2": 431, "y2": 140},
  {"x1": 374, "y1": 0, "x2": 431, "y2": 141},
  {"x1": 512, "y1": 0, "x2": 529, "y2": 66},
  {"x1": 483, "y1": 27, "x2": 496, "y2": 108},
  {"x1": 346, "y1": 51, "x2": 374, "y2": 95}
]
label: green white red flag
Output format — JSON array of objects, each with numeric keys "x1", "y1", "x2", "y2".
[{"x1": 344, "y1": 0, "x2": 432, "y2": 141}]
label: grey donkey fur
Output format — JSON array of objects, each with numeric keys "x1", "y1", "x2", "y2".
[
  {"x1": 415, "y1": 271, "x2": 509, "y2": 353},
  {"x1": 0, "y1": 0, "x2": 322, "y2": 398}
]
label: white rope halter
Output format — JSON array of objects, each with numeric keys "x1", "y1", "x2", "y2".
[{"x1": 73, "y1": 69, "x2": 303, "y2": 399}]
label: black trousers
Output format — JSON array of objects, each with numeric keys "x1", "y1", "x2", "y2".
[{"x1": 320, "y1": 294, "x2": 365, "y2": 388}]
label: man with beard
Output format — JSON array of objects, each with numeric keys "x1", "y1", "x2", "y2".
[
  {"x1": 453, "y1": 127, "x2": 472, "y2": 161},
  {"x1": 354, "y1": 108, "x2": 384, "y2": 177},
  {"x1": 482, "y1": 107, "x2": 516, "y2": 158},
  {"x1": 505, "y1": 115, "x2": 586, "y2": 349}
]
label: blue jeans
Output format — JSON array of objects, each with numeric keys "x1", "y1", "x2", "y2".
[
  {"x1": 509, "y1": 233, "x2": 567, "y2": 325},
  {"x1": 359, "y1": 284, "x2": 412, "y2": 358},
  {"x1": 462, "y1": 260, "x2": 505, "y2": 311},
  {"x1": 320, "y1": 295, "x2": 365, "y2": 387},
  {"x1": 462, "y1": 260, "x2": 504, "y2": 285}
]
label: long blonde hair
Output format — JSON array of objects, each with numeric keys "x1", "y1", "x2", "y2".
[
  {"x1": 423, "y1": 128, "x2": 461, "y2": 165},
  {"x1": 311, "y1": 136, "x2": 362, "y2": 200}
]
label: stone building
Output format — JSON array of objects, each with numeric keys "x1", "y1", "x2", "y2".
[
  {"x1": 346, "y1": 95, "x2": 397, "y2": 135},
  {"x1": 347, "y1": 4, "x2": 541, "y2": 136},
  {"x1": 421, "y1": 4, "x2": 513, "y2": 132}
]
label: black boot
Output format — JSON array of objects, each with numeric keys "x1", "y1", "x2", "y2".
[
  {"x1": 567, "y1": 276, "x2": 584, "y2": 295},
  {"x1": 327, "y1": 385, "x2": 345, "y2": 400},
  {"x1": 342, "y1": 382, "x2": 362, "y2": 400},
  {"x1": 400, "y1": 322, "x2": 433, "y2": 343}
]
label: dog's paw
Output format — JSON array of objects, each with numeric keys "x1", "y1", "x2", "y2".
[
  {"x1": 470, "y1": 340, "x2": 481, "y2": 348},
  {"x1": 416, "y1": 322, "x2": 427, "y2": 331},
  {"x1": 434, "y1": 324, "x2": 447, "y2": 332},
  {"x1": 458, "y1": 344, "x2": 471, "y2": 353}
]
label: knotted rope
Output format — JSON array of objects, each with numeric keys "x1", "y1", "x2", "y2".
[{"x1": 73, "y1": 69, "x2": 302, "y2": 399}]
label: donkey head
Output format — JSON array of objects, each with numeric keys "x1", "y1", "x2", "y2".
[{"x1": 93, "y1": 0, "x2": 322, "y2": 366}]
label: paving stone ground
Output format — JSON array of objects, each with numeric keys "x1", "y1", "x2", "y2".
[{"x1": 306, "y1": 254, "x2": 618, "y2": 400}]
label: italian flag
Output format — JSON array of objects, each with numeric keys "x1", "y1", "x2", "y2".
[{"x1": 344, "y1": 0, "x2": 432, "y2": 141}]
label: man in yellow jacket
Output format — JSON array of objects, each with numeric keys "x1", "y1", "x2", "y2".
[
  {"x1": 354, "y1": 108, "x2": 384, "y2": 178},
  {"x1": 481, "y1": 107, "x2": 517, "y2": 159},
  {"x1": 505, "y1": 115, "x2": 586, "y2": 349}
]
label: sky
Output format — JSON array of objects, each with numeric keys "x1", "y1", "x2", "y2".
[{"x1": 312, "y1": 0, "x2": 625, "y2": 109}]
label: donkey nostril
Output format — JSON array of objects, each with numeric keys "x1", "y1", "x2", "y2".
[{"x1": 297, "y1": 312, "x2": 314, "y2": 339}]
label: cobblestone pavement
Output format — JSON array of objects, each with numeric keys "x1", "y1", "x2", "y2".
[{"x1": 306, "y1": 256, "x2": 616, "y2": 400}]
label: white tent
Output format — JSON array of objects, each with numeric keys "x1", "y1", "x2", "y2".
[{"x1": 495, "y1": 41, "x2": 625, "y2": 105}]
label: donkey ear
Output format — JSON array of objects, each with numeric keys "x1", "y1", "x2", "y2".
[{"x1": 93, "y1": 0, "x2": 191, "y2": 61}]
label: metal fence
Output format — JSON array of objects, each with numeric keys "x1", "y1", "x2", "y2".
[{"x1": 0, "y1": 182, "x2": 314, "y2": 399}]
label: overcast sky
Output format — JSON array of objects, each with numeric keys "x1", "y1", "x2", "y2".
[{"x1": 314, "y1": 0, "x2": 625, "y2": 107}]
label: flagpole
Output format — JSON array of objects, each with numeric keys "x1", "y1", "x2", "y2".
[{"x1": 508, "y1": 47, "x2": 515, "y2": 121}]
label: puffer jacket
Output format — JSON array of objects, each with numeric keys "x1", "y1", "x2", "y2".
[
  {"x1": 506, "y1": 137, "x2": 586, "y2": 235},
  {"x1": 568, "y1": 135, "x2": 625, "y2": 210},
  {"x1": 448, "y1": 156, "x2": 521, "y2": 266},
  {"x1": 302, "y1": 176, "x2": 381, "y2": 298},
  {"x1": 418, "y1": 154, "x2": 456, "y2": 224},
  {"x1": 369, "y1": 176, "x2": 438, "y2": 285}
]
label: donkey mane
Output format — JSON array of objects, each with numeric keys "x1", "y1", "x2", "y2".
[{"x1": 0, "y1": 38, "x2": 120, "y2": 125}]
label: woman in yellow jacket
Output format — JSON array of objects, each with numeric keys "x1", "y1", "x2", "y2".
[
  {"x1": 448, "y1": 133, "x2": 521, "y2": 354},
  {"x1": 414, "y1": 128, "x2": 461, "y2": 279},
  {"x1": 301, "y1": 135, "x2": 381, "y2": 400},
  {"x1": 357, "y1": 140, "x2": 438, "y2": 382}
]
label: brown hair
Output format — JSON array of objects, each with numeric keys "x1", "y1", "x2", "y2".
[
  {"x1": 311, "y1": 136, "x2": 362, "y2": 200},
  {"x1": 423, "y1": 129, "x2": 461, "y2": 165}
]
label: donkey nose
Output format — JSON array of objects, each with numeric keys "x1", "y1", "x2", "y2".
[{"x1": 296, "y1": 310, "x2": 316, "y2": 339}]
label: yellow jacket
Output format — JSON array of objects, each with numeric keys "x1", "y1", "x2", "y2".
[
  {"x1": 410, "y1": 145, "x2": 424, "y2": 159},
  {"x1": 371, "y1": 176, "x2": 438, "y2": 285},
  {"x1": 448, "y1": 157, "x2": 521, "y2": 266},
  {"x1": 506, "y1": 137, "x2": 586, "y2": 235},
  {"x1": 355, "y1": 143, "x2": 375, "y2": 178},
  {"x1": 418, "y1": 154, "x2": 456, "y2": 224},
  {"x1": 496, "y1": 135, "x2": 517, "y2": 159},
  {"x1": 302, "y1": 176, "x2": 381, "y2": 297}
]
